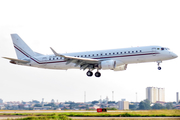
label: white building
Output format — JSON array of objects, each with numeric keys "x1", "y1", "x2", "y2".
[
  {"x1": 158, "y1": 88, "x2": 165, "y2": 102},
  {"x1": 118, "y1": 99, "x2": 129, "y2": 110},
  {"x1": 146, "y1": 87, "x2": 165, "y2": 103}
]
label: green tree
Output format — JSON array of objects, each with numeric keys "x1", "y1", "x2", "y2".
[
  {"x1": 92, "y1": 100, "x2": 99, "y2": 104},
  {"x1": 18, "y1": 104, "x2": 24, "y2": 110},
  {"x1": 106, "y1": 107, "x2": 118, "y2": 110},
  {"x1": 44, "y1": 103, "x2": 57, "y2": 107},
  {"x1": 152, "y1": 103, "x2": 165, "y2": 109},
  {"x1": 166, "y1": 103, "x2": 173, "y2": 109},
  {"x1": 129, "y1": 104, "x2": 136, "y2": 110},
  {"x1": 108, "y1": 101, "x2": 115, "y2": 104},
  {"x1": 34, "y1": 104, "x2": 42, "y2": 107},
  {"x1": 139, "y1": 101, "x2": 146, "y2": 110},
  {"x1": 138, "y1": 99, "x2": 151, "y2": 110}
]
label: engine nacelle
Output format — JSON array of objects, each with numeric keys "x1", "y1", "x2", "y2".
[
  {"x1": 113, "y1": 64, "x2": 128, "y2": 71},
  {"x1": 100, "y1": 60, "x2": 116, "y2": 70}
]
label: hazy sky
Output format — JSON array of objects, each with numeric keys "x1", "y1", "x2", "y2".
[{"x1": 0, "y1": 0, "x2": 179, "y2": 103}]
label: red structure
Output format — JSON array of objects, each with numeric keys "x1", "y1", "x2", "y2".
[{"x1": 97, "y1": 108, "x2": 102, "y2": 112}]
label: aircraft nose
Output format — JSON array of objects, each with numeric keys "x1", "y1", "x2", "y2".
[{"x1": 171, "y1": 52, "x2": 178, "y2": 58}]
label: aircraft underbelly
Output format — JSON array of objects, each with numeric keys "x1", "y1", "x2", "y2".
[
  {"x1": 120, "y1": 54, "x2": 158, "y2": 64},
  {"x1": 44, "y1": 62, "x2": 77, "y2": 70}
]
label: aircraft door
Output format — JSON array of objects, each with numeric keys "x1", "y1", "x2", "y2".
[{"x1": 152, "y1": 48, "x2": 156, "y2": 56}]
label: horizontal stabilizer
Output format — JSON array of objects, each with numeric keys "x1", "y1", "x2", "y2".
[{"x1": 2, "y1": 57, "x2": 30, "y2": 63}]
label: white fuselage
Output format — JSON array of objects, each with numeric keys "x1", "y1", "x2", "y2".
[{"x1": 19, "y1": 46, "x2": 177, "y2": 70}]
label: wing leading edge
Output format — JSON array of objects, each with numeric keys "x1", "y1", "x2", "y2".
[{"x1": 50, "y1": 47, "x2": 100, "y2": 70}]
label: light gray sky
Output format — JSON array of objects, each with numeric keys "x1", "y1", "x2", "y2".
[{"x1": 0, "y1": 0, "x2": 179, "y2": 103}]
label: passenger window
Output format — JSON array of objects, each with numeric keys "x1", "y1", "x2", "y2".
[
  {"x1": 105, "y1": 53, "x2": 107, "y2": 55},
  {"x1": 81, "y1": 55, "x2": 83, "y2": 57},
  {"x1": 88, "y1": 55, "x2": 90, "y2": 57},
  {"x1": 109, "y1": 53, "x2": 111, "y2": 55},
  {"x1": 113, "y1": 53, "x2": 115, "y2": 55},
  {"x1": 85, "y1": 55, "x2": 87, "y2": 57},
  {"x1": 121, "y1": 52, "x2": 122, "y2": 54},
  {"x1": 128, "y1": 51, "x2": 130, "y2": 53},
  {"x1": 140, "y1": 50, "x2": 142, "y2": 52},
  {"x1": 101, "y1": 54, "x2": 103, "y2": 56},
  {"x1": 92, "y1": 54, "x2": 94, "y2": 56},
  {"x1": 132, "y1": 51, "x2": 134, "y2": 53},
  {"x1": 136, "y1": 51, "x2": 138, "y2": 53},
  {"x1": 124, "y1": 52, "x2": 126, "y2": 54},
  {"x1": 117, "y1": 52, "x2": 118, "y2": 54}
]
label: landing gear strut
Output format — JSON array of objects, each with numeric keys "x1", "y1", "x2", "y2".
[{"x1": 157, "y1": 61, "x2": 162, "y2": 70}]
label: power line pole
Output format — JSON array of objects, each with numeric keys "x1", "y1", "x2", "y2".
[
  {"x1": 136, "y1": 92, "x2": 138, "y2": 108},
  {"x1": 112, "y1": 91, "x2": 114, "y2": 101},
  {"x1": 84, "y1": 91, "x2": 86, "y2": 103}
]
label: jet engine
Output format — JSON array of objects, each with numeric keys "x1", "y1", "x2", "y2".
[
  {"x1": 113, "y1": 64, "x2": 128, "y2": 71},
  {"x1": 100, "y1": 60, "x2": 116, "y2": 70}
]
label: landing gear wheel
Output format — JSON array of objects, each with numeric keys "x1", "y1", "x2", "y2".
[
  {"x1": 158, "y1": 67, "x2": 161, "y2": 70},
  {"x1": 87, "y1": 71, "x2": 93, "y2": 77},
  {"x1": 95, "y1": 72, "x2": 101, "y2": 77}
]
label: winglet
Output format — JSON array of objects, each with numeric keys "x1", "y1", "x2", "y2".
[{"x1": 50, "y1": 47, "x2": 65, "y2": 57}]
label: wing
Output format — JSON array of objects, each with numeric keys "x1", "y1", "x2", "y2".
[
  {"x1": 50, "y1": 47, "x2": 100, "y2": 70},
  {"x1": 2, "y1": 57, "x2": 30, "y2": 64}
]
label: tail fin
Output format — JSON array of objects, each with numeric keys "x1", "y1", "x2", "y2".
[{"x1": 11, "y1": 34, "x2": 35, "y2": 59}]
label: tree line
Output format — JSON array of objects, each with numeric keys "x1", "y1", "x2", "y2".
[{"x1": 130, "y1": 99, "x2": 174, "y2": 110}]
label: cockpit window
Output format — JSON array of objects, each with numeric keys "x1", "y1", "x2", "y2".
[
  {"x1": 157, "y1": 48, "x2": 160, "y2": 50},
  {"x1": 161, "y1": 48, "x2": 164, "y2": 50}
]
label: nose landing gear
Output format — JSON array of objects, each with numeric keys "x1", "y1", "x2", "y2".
[
  {"x1": 158, "y1": 66, "x2": 161, "y2": 70},
  {"x1": 157, "y1": 61, "x2": 162, "y2": 70}
]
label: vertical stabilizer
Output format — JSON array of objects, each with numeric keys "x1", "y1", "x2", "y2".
[{"x1": 11, "y1": 34, "x2": 35, "y2": 59}]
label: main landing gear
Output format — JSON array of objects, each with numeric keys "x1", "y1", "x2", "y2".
[
  {"x1": 87, "y1": 71, "x2": 93, "y2": 77},
  {"x1": 157, "y1": 61, "x2": 162, "y2": 70},
  {"x1": 87, "y1": 70, "x2": 101, "y2": 77}
]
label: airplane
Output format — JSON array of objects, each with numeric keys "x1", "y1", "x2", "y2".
[{"x1": 3, "y1": 34, "x2": 178, "y2": 77}]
